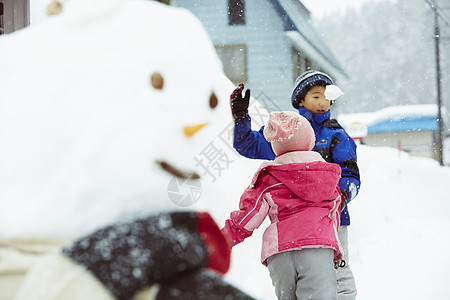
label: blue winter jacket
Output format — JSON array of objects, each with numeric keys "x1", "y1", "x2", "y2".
[{"x1": 233, "y1": 107, "x2": 360, "y2": 226}]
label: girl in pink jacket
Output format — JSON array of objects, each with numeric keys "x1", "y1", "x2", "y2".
[{"x1": 222, "y1": 111, "x2": 343, "y2": 300}]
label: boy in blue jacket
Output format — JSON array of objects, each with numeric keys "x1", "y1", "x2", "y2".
[{"x1": 230, "y1": 70, "x2": 360, "y2": 300}]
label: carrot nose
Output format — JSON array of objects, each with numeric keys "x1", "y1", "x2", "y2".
[{"x1": 184, "y1": 123, "x2": 208, "y2": 137}]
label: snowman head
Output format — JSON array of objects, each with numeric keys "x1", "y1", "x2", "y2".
[{"x1": 0, "y1": 1, "x2": 232, "y2": 238}]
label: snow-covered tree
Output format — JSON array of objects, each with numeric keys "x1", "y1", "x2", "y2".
[{"x1": 315, "y1": 0, "x2": 450, "y2": 129}]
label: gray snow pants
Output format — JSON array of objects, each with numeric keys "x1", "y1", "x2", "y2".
[
  {"x1": 267, "y1": 248, "x2": 337, "y2": 300},
  {"x1": 337, "y1": 226, "x2": 357, "y2": 300}
]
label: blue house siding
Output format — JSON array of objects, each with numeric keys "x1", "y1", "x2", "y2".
[
  {"x1": 245, "y1": 0, "x2": 293, "y2": 111},
  {"x1": 175, "y1": 0, "x2": 341, "y2": 111}
]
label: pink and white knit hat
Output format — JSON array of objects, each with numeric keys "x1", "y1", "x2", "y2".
[{"x1": 263, "y1": 111, "x2": 315, "y2": 156}]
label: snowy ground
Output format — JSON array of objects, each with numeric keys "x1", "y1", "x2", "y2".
[
  {"x1": 1, "y1": 1, "x2": 450, "y2": 299},
  {"x1": 349, "y1": 145, "x2": 450, "y2": 300}
]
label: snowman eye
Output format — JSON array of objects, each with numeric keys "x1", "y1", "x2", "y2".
[
  {"x1": 209, "y1": 92, "x2": 218, "y2": 109},
  {"x1": 151, "y1": 72, "x2": 164, "y2": 90}
]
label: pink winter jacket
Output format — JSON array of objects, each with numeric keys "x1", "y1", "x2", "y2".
[{"x1": 222, "y1": 151, "x2": 343, "y2": 265}]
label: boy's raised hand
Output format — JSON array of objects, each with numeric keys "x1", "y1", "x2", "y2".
[{"x1": 230, "y1": 83, "x2": 250, "y2": 121}]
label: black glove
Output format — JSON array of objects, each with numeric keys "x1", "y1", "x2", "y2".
[
  {"x1": 340, "y1": 189, "x2": 349, "y2": 212},
  {"x1": 230, "y1": 83, "x2": 250, "y2": 121}
]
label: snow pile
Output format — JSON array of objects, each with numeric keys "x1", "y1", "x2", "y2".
[{"x1": 350, "y1": 145, "x2": 450, "y2": 299}]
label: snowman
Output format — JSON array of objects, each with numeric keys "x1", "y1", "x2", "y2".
[{"x1": 0, "y1": 1, "x2": 257, "y2": 299}]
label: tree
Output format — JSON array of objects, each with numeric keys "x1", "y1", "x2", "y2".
[{"x1": 314, "y1": 0, "x2": 450, "y2": 127}]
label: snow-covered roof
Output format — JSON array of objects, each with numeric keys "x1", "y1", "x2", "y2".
[
  {"x1": 338, "y1": 104, "x2": 443, "y2": 134},
  {"x1": 268, "y1": 0, "x2": 346, "y2": 77}
]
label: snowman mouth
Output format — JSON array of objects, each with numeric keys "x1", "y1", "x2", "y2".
[{"x1": 156, "y1": 160, "x2": 200, "y2": 180}]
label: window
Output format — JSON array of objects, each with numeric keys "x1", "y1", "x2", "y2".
[
  {"x1": 0, "y1": 0, "x2": 30, "y2": 34},
  {"x1": 305, "y1": 57, "x2": 312, "y2": 71},
  {"x1": 0, "y1": 2, "x2": 4, "y2": 35},
  {"x1": 292, "y1": 47, "x2": 313, "y2": 81},
  {"x1": 292, "y1": 48, "x2": 302, "y2": 81},
  {"x1": 215, "y1": 44, "x2": 247, "y2": 83},
  {"x1": 228, "y1": 0, "x2": 245, "y2": 25}
]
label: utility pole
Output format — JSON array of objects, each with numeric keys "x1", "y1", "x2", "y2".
[{"x1": 425, "y1": 0, "x2": 444, "y2": 166}]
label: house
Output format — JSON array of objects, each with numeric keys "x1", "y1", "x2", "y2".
[
  {"x1": 174, "y1": 0, "x2": 345, "y2": 111},
  {"x1": 0, "y1": 0, "x2": 30, "y2": 35},
  {"x1": 4, "y1": 0, "x2": 343, "y2": 112},
  {"x1": 338, "y1": 104, "x2": 444, "y2": 161}
]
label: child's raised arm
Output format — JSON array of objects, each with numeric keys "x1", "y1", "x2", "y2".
[{"x1": 230, "y1": 84, "x2": 275, "y2": 160}]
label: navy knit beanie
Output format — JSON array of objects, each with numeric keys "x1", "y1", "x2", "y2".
[{"x1": 291, "y1": 70, "x2": 334, "y2": 109}]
